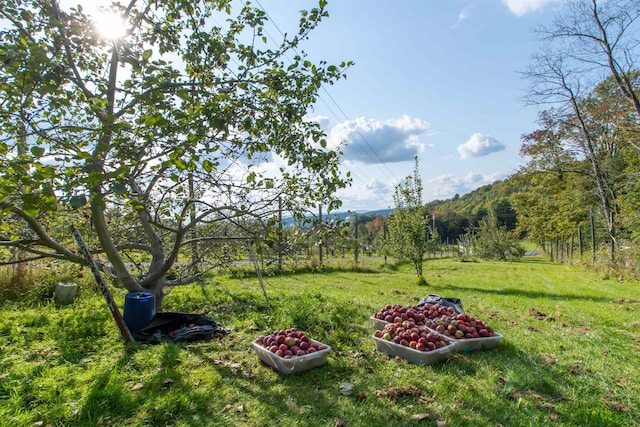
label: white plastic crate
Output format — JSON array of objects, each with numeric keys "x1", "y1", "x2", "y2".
[
  {"x1": 370, "y1": 316, "x2": 390, "y2": 330},
  {"x1": 251, "y1": 339, "x2": 331, "y2": 375},
  {"x1": 372, "y1": 334, "x2": 455, "y2": 365},
  {"x1": 445, "y1": 333, "x2": 503, "y2": 352}
]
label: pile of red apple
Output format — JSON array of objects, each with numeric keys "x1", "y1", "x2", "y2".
[
  {"x1": 255, "y1": 328, "x2": 328, "y2": 359},
  {"x1": 419, "y1": 303, "x2": 457, "y2": 320},
  {"x1": 372, "y1": 304, "x2": 430, "y2": 326},
  {"x1": 373, "y1": 303, "x2": 496, "y2": 340},
  {"x1": 373, "y1": 323, "x2": 450, "y2": 352},
  {"x1": 431, "y1": 313, "x2": 496, "y2": 339}
]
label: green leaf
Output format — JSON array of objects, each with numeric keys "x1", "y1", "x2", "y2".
[
  {"x1": 69, "y1": 195, "x2": 87, "y2": 209},
  {"x1": 144, "y1": 115, "x2": 160, "y2": 126},
  {"x1": 87, "y1": 172, "x2": 104, "y2": 186},
  {"x1": 30, "y1": 146, "x2": 45, "y2": 158},
  {"x1": 174, "y1": 158, "x2": 186, "y2": 171},
  {"x1": 22, "y1": 194, "x2": 39, "y2": 217},
  {"x1": 112, "y1": 182, "x2": 126, "y2": 195},
  {"x1": 142, "y1": 49, "x2": 153, "y2": 61},
  {"x1": 202, "y1": 159, "x2": 213, "y2": 173}
]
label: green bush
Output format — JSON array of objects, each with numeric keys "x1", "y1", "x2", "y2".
[
  {"x1": 458, "y1": 217, "x2": 525, "y2": 261},
  {"x1": 0, "y1": 263, "x2": 85, "y2": 305}
]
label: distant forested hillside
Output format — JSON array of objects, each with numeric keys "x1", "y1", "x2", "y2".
[{"x1": 423, "y1": 178, "x2": 521, "y2": 243}]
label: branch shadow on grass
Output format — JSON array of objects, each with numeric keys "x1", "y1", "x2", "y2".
[{"x1": 439, "y1": 283, "x2": 612, "y2": 304}]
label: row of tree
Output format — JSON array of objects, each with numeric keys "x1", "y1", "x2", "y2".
[{"x1": 514, "y1": 0, "x2": 640, "y2": 269}]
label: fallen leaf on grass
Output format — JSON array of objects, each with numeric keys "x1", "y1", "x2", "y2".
[
  {"x1": 419, "y1": 396, "x2": 435, "y2": 404},
  {"x1": 528, "y1": 308, "x2": 546, "y2": 320},
  {"x1": 537, "y1": 402, "x2": 556, "y2": 410},
  {"x1": 540, "y1": 353, "x2": 557, "y2": 364},
  {"x1": 616, "y1": 377, "x2": 629, "y2": 387},
  {"x1": 163, "y1": 378, "x2": 174, "y2": 386},
  {"x1": 410, "y1": 413, "x2": 429, "y2": 420},
  {"x1": 131, "y1": 382, "x2": 144, "y2": 391},
  {"x1": 221, "y1": 404, "x2": 232, "y2": 412},
  {"x1": 504, "y1": 387, "x2": 525, "y2": 401},
  {"x1": 566, "y1": 361, "x2": 588, "y2": 375},
  {"x1": 605, "y1": 401, "x2": 630, "y2": 413},
  {"x1": 235, "y1": 405, "x2": 244, "y2": 413},
  {"x1": 334, "y1": 417, "x2": 344, "y2": 426},
  {"x1": 376, "y1": 385, "x2": 421, "y2": 401}
]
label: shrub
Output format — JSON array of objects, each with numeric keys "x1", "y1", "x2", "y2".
[{"x1": 458, "y1": 217, "x2": 525, "y2": 261}]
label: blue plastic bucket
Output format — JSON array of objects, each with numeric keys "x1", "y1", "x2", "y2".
[{"x1": 123, "y1": 291, "x2": 156, "y2": 333}]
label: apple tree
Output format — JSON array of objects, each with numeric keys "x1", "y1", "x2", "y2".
[
  {"x1": 0, "y1": 0, "x2": 352, "y2": 309},
  {"x1": 383, "y1": 157, "x2": 429, "y2": 283}
]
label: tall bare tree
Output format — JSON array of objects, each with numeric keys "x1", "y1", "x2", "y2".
[{"x1": 537, "y1": 0, "x2": 640, "y2": 146}]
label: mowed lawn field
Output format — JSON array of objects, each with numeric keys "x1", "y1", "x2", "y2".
[{"x1": 1, "y1": 256, "x2": 639, "y2": 427}]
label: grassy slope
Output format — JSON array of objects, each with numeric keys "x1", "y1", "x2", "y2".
[{"x1": 1, "y1": 256, "x2": 639, "y2": 427}]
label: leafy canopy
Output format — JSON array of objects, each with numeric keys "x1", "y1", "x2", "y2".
[{"x1": 0, "y1": 0, "x2": 352, "y2": 299}]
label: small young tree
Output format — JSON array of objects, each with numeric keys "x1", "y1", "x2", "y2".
[{"x1": 384, "y1": 157, "x2": 429, "y2": 283}]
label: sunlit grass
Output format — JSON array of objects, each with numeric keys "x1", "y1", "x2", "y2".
[{"x1": 1, "y1": 257, "x2": 639, "y2": 426}]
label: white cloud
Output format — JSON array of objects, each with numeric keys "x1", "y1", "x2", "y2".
[
  {"x1": 337, "y1": 177, "x2": 397, "y2": 212},
  {"x1": 458, "y1": 5, "x2": 474, "y2": 23},
  {"x1": 501, "y1": 0, "x2": 563, "y2": 16},
  {"x1": 328, "y1": 115, "x2": 430, "y2": 164},
  {"x1": 364, "y1": 178, "x2": 394, "y2": 195},
  {"x1": 457, "y1": 133, "x2": 506, "y2": 159},
  {"x1": 427, "y1": 172, "x2": 506, "y2": 200},
  {"x1": 307, "y1": 115, "x2": 331, "y2": 131}
]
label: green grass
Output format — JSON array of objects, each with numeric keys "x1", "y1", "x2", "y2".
[{"x1": 1, "y1": 256, "x2": 639, "y2": 426}]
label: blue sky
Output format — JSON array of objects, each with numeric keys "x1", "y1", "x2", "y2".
[
  {"x1": 64, "y1": 0, "x2": 567, "y2": 212},
  {"x1": 258, "y1": 0, "x2": 567, "y2": 211}
]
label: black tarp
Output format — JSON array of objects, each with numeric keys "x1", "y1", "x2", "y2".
[
  {"x1": 417, "y1": 294, "x2": 465, "y2": 314},
  {"x1": 135, "y1": 312, "x2": 229, "y2": 344}
]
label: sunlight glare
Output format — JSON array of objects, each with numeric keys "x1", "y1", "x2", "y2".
[{"x1": 94, "y1": 11, "x2": 127, "y2": 40}]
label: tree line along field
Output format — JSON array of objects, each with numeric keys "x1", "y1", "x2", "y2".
[{"x1": 1, "y1": 256, "x2": 638, "y2": 426}]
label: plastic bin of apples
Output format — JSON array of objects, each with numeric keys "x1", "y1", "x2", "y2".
[
  {"x1": 251, "y1": 302, "x2": 501, "y2": 374},
  {"x1": 370, "y1": 303, "x2": 502, "y2": 365}
]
